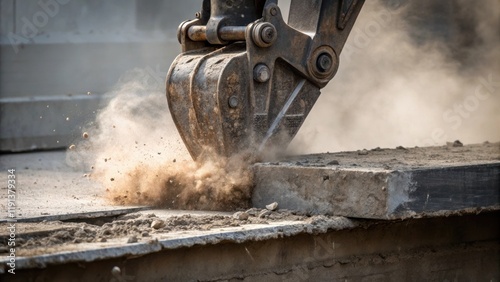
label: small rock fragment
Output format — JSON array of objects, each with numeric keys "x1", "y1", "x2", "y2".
[
  {"x1": 142, "y1": 232, "x2": 150, "y2": 237},
  {"x1": 111, "y1": 266, "x2": 121, "y2": 276},
  {"x1": 82, "y1": 132, "x2": 89, "y2": 139},
  {"x1": 266, "y1": 202, "x2": 278, "y2": 211},
  {"x1": 147, "y1": 238, "x2": 159, "y2": 244},
  {"x1": 245, "y1": 208, "x2": 259, "y2": 216},
  {"x1": 233, "y1": 211, "x2": 249, "y2": 220},
  {"x1": 258, "y1": 210, "x2": 272, "y2": 218},
  {"x1": 358, "y1": 149, "x2": 369, "y2": 155},
  {"x1": 151, "y1": 219, "x2": 165, "y2": 229},
  {"x1": 452, "y1": 140, "x2": 463, "y2": 147},
  {"x1": 127, "y1": 236, "x2": 138, "y2": 243},
  {"x1": 69, "y1": 144, "x2": 76, "y2": 150},
  {"x1": 396, "y1": 146, "x2": 407, "y2": 150},
  {"x1": 110, "y1": 178, "x2": 115, "y2": 181},
  {"x1": 239, "y1": 212, "x2": 250, "y2": 220},
  {"x1": 327, "y1": 160, "x2": 339, "y2": 165},
  {"x1": 98, "y1": 238, "x2": 107, "y2": 242}
]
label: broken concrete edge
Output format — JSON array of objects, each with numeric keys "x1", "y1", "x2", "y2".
[
  {"x1": 252, "y1": 162, "x2": 500, "y2": 219},
  {"x1": 254, "y1": 159, "x2": 500, "y2": 171},
  {"x1": 0, "y1": 216, "x2": 356, "y2": 273},
  {"x1": 388, "y1": 163, "x2": 500, "y2": 218},
  {"x1": 252, "y1": 165, "x2": 391, "y2": 218},
  {"x1": 385, "y1": 205, "x2": 500, "y2": 220},
  {"x1": 0, "y1": 207, "x2": 149, "y2": 224}
]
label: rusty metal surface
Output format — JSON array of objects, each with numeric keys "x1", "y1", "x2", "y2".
[{"x1": 167, "y1": 0, "x2": 364, "y2": 159}]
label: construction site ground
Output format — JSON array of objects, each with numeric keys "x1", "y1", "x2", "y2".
[{"x1": 0, "y1": 142, "x2": 499, "y2": 281}]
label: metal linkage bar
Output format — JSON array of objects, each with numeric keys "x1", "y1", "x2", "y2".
[{"x1": 187, "y1": 26, "x2": 247, "y2": 42}]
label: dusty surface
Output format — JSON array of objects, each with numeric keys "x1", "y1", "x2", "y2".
[
  {"x1": 0, "y1": 146, "x2": 498, "y2": 277},
  {"x1": 277, "y1": 141, "x2": 500, "y2": 170},
  {"x1": 1, "y1": 210, "x2": 498, "y2": 280},
  {"x1": 0, "y1": 208, "x2": 349, "y2": 258},
  {"x1": 0, "y1": 152, "x2": 143, "y2": 221},
  {"x1": 0, "y1": 142, "x2": 498, "y2": 220},
  {"x1": 1, "y1": 143, "x2": 498, "y2": 253}
]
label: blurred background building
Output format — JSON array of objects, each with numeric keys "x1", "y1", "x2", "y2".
[
  {"x1": 0, "y1": 0, "x2": 495, "y2": 152},
  {"x1": 0, "y1": 0, "x2": 200, "y2": 151}
]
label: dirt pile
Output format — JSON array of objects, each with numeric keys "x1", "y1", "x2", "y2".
[
  {"x1": 67, "y1": 71, "x2": 255, "y2": 210},
  {"x1": 101, "y1": 150, "x2": 255, "y2": 210}
]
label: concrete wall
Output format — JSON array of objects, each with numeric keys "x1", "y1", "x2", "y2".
[{"x1": 0, "y1": 0, "x2": 199, "y2": 151}]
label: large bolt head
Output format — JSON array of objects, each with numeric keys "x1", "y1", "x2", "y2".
[
  {"x1": 252, "y1": 22, "x2": 277, "y2": 47},
  {"x1": 261, "y1": 26, "x2": 276, "y2": 44},
  {"x1": 309, "y1": 47, "x2": 339, "y2": 81},
  {"x1": 228, "y1": 95, "x2": 239, "y2": 108},
  {"x1": 316, "y1": 53, "x2": 333, "y2": 72},
  {"x1": 253, "y1": 64, "x2": 271, "y2": 83},
  {"x1": 270, "y1": 7, "x2": 278, "y2": 16}
]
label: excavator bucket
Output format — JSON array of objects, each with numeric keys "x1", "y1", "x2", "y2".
[{"x1": 166, "y1": 0, "x2": 364, "y2": 160}]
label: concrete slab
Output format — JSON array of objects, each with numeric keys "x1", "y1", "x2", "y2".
[{"x1": 253, "y1": 143, "x2": 500, "y2": 219}]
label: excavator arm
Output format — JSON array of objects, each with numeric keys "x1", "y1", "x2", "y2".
[{"x1": 166, "y1": 0, "x2": 364, "y2": 160}]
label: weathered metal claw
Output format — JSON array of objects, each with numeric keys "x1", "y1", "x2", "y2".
[{"x1": 167, "y1": 0, "x2": 364, "y2": 160}]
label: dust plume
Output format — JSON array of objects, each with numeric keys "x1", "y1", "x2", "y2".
[
  {"x1": 290, "y1": 0, "x2": 500, "y2": 154},
  {"x1": 67, "y1": 69, "x2": 253, "y2": 210}
]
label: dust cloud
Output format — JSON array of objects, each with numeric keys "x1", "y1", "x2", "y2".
[
  {"x1": 289, "y1": 0, "x2": 500, "y2": 154},
  {"x1": 67, "y1": 0, "x2": 499, "y2": 209},
  {"x1": 67, "y1": 69, "x2": 253, "y2": 210}
]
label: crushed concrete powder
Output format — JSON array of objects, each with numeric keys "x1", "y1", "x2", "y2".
[{"x1": 0, "y1": 209, "x2": 312, "y2": 256}]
